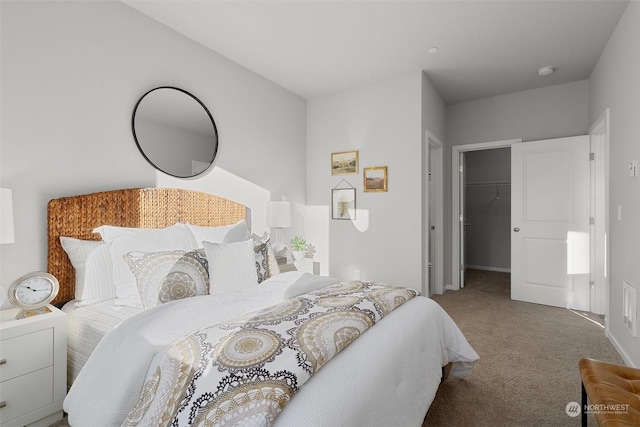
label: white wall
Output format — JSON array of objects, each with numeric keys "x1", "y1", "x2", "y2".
[
  {"x1": 421, "y1": 72, "x2": 446, "y2": 143},
  {"x1": 0, "y1": 1, "x2": 307, "y2": 301},
  {"x1": 444, "y1": 80, "x2": 590, "y2": 286},
  {"x1": 307, "y1": 71, "x2": 440, "y2": 292},
  {"x1": 589, "y1": 1, "x2": 640, "y2": 367}
]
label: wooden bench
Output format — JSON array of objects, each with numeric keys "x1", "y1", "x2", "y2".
[{"x1": 578, "y1": 357, "x2": 640, "y2": 426}]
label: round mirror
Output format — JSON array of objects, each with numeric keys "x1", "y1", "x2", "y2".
[{"x1": 132, "y1": 87, "x2": 218, "y2": 178}]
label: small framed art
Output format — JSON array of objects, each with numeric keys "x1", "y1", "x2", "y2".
[
  {"x1": 331, "y1": 151, "x2": 359, "y2": 175},
  {"x1": 364, "y1": 166, "x2": 387, "y2": 192},
  {"x1": 332, "y1": 188, "x2": 356, "y2": 220}
]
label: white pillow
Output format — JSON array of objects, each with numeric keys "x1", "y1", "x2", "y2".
[
  {"x1": 93, "y1": 224, "x2": 193, "y2": 306},
  {"x1": 124, "y1": 249, "x2": 209, "y2": 309},
  {"x1": 186, "y1": 220, "x2": 250, "y2": 248},
  {"x1": 203, "y1": 238, "x2": 258, "y2": 294},
  {"x1": 60, "y1": 237, "x2": 114, "y2": 306}
]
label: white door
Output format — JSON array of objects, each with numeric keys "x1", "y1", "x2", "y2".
[
  {"x1": 511, "y1": 136, "x2": 590, "y2": 310},
  {"x1": 459, "y1": 152, "x2": 467, "y2": 288}
]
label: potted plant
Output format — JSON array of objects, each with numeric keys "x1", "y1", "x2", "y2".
[{"x1": 289, "y1": 236, "x2": 308, "y2": 260}]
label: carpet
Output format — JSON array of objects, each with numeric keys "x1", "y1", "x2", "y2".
[{"x1": 423, "y1": 269, "x2": 624, "y2": 426}]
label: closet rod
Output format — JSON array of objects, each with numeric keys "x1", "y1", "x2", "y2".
[{"x1": 465, "y1": 181, "x2": 511, "y2": 187}]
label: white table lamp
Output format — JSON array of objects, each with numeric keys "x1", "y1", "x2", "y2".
[
  {"x1": 268, "y1": 201, "x2": 291, "y2": 255},
  {"x1": 1, "y1": 188, "x2": 15, "y2": 244}
]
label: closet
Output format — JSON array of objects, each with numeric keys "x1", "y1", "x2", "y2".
[{"x1": 463, "y1": 148, "x2": 511, "y2": 273}]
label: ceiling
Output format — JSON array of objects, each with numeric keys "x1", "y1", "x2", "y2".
[{"x1": 122, "y1": 0, "x2": 629, "y2": 104}]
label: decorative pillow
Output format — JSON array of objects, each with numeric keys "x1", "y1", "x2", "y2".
[
  {"x1": 203, "y1": 238, "x2": 258, "y2": 294},
  {"x1": 124, "y1": 249, "x2": 209, "y2": 309},
  {"x1": 60, "y1": 237, "x2": 114, "y2": 306},
  {"x1": 93, "y1": 224, "x2": 194, "y2": 306},
  {"x1": 252, "y1": 233, "x2": 280, "y2": 283},
  {"x1": 186, "y1": 220, "x2": 250, "y2": 248}
]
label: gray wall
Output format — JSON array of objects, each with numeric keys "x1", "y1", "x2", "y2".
[
  {"x1": 0, "y1": 1, "x2": 307, "y2": 301},
  {"x1": 589, "y1": 1, "x2": 640, "y2": 367}
]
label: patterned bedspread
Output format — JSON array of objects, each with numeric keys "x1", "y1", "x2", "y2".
[{"x1": 123, "y1": 281, "x2": 417, "y2": 426}]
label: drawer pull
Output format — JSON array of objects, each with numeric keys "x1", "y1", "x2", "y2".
[
  {"x1": 0, "y1": 401, "x2": 6, "y2": 409},
  {"x1": 0, "y1": 359, "x2": 6, "y2": 365}
]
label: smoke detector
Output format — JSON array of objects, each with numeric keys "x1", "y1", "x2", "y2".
[{"x1": 537, "y1": 66, "x2": 555, "y2": 76}]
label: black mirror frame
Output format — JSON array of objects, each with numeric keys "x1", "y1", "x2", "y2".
[{"x1": 131, "y1": 86, "x2": 219, "y2": 178}]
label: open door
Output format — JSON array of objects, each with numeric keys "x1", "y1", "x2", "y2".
[
  {"x1": 459, "y1": 152, "x2": 466, "y2": 288},
  {"x1": 511, "y1": 136, "x2": 590, "y2": 310}
]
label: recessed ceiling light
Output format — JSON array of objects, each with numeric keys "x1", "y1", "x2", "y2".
[
  {"x1": 537, "y1": 66, "x2": 554, "y2": 76},
  {"x1": 428, "y1": 47, "x2": 439, "y2": 54}
]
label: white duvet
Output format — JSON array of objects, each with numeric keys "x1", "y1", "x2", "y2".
[{"x1": 64, "y1": 272, "x2": 478, "y2": 426}]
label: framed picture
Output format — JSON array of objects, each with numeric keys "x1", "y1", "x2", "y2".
[
  {"x1": 364, "y1": 166, "x2": 387, "y2": 192},
  {"x1": 332, "y1": 188, "x2": 356, "y2": 220},
  {"x1": 331, "y1": 150, "x2": 359, "y2": 175}
]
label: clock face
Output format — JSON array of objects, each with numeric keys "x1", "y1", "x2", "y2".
[
  {"x1": 8, "y1": 272, "x2": 59, "y2": 310},
  {"x1": 16, "y1": 277, "x2": 53, "y2": 305}
]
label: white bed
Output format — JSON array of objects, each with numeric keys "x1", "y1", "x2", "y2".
[
  {"x1": 47, "y1": 188, "x2": 478, "y2": 426},
  {"x1": 61, "y1": 300, "x2": 142, "y2": 385}
]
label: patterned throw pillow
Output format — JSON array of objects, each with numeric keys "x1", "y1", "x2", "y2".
[
  {"x1": 124, "y1": 249, "x2": 209, "y2": 309},
  {"x1": 253, "y1": 233, "x2": 280, "y2": 283}
]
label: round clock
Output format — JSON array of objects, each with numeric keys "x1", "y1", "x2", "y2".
[{"x1": 8, "y1": 272, "x2": 59, "y2": 317}]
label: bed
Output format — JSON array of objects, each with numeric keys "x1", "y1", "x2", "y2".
[{"x1": 48, "y1": 188, "x2": 479, "y2": 426}]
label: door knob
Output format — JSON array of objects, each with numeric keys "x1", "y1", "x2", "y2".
[{"x1": 513, "y1": 227, "x2": 520, "y2": 232}]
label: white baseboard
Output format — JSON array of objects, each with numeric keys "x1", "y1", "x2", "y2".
[
  {"x1": 465, "y1": 265, "x2": 511, "y2": 273},
  {"x1": 606, "y1": 329, "x2": 638, "y2": 368}
]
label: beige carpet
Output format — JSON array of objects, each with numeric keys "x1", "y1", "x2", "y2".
[{"x1": 423, "y1": 269, "x2": 624, "y2": 427}]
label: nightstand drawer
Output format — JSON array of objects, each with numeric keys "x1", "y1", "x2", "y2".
[
  {"x1": 0, "y1": 329, "x2": 53, "y2": 382},
  {"x1": 0, "y1": 366, "x2": 54, "y2": 424}
]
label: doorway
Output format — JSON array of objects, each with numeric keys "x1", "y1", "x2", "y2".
[
  {"x1": 463, "y1": 148, "x2": 512, "y2": 278},
  {"x1": 452, "y1": 135, "x2": 601, "y2": 312},
  {"x1": 451, "y1": 139, "x2": 520, "y2": 290},
  {"x1": 424, "y1": 131, "x2": 443, "y2": 296}
]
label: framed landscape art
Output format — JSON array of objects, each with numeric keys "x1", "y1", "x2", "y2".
[
  {"x1": 364, "y1": 166, "x2": 387, "y2": 192},
  {"x1": 331, "y1": 151, "x2": 358, "y2": 175}
]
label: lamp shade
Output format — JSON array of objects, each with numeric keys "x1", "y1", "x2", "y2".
[
  {"x1": 1, "y1": 188, "x2": 15, "y2": 244},
  {"x1": 268, "y1": 201, "x2": 292, "y2": 228}
]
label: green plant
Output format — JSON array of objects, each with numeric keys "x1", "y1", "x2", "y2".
[{"x1": 289, "y1": 236, "x2": 308, "y2": 251}]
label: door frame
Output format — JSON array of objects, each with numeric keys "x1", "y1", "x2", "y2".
[
  {"x1": 589, "y1": 109, "x2": 610, "y2": 317},
  {"x1": 450, "y1": 139, "x2": 521, "y2": 291},
  {"x1": 424, "y1": 131, "x2": 444, "y2": 295}
]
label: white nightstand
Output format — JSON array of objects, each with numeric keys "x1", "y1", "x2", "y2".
[
  {"x1": 280, "y1": 258, "x2": 320, "y2": 275},
  {"x1": 0, "y1": 305, "x2": 66, "y2": 427}
]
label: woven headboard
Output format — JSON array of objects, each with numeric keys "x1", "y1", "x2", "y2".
[{"x1": 47, "y1": 187, "x2": 247, "y2": 304}]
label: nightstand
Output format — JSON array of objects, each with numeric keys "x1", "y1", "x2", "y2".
[
  {"x1": 0, "y1": 305, "x2": 66, "y2": 427},
  {"x1": 280, "y1": 258, "x2": 320, "y2": 275}
]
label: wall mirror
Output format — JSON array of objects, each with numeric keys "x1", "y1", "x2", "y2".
[{"x1": 132, "y1": 86, "x2": 218, "y2": 178}]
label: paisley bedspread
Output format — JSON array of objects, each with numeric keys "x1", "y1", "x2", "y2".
[{"x1": 123, "y1": 281, "x2": 417, "y2": 426}]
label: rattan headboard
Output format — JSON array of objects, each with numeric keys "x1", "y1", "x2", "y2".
[{"x1": 47, "y1": 187, "x2": 247, "y2": 304}]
